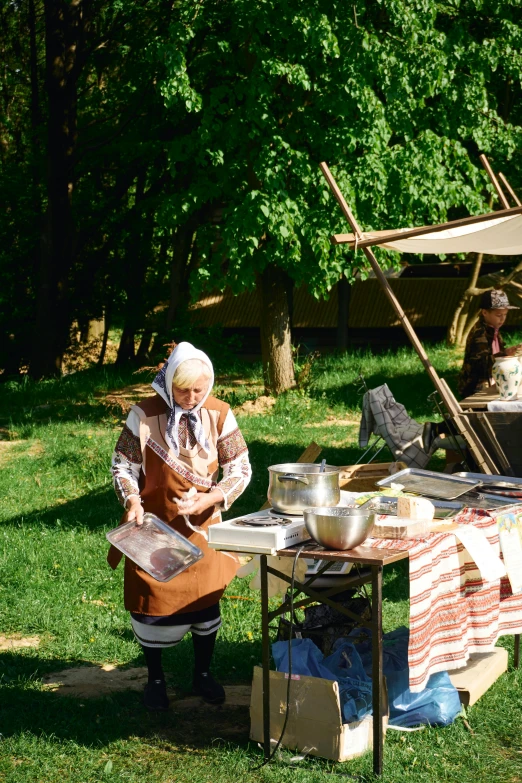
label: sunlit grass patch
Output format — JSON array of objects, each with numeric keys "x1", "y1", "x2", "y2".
[{"x1": 1, "y1": 345, "x2": 521, "y2": 783}]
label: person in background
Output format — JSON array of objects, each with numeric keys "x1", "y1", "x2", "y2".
[
  {"x1": 108, "y1": 342, "x2": 251, "y2": 711},
  {"x1": 457, "y1": 289, "x2": 521, "y2": 399}
]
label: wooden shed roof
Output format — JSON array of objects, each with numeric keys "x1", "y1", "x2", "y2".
[{"x1": 189, "y1": 278, "x2": 522, "y2": 330}]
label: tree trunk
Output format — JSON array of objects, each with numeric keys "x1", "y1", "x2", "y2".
[
  {"x1": 28, "y1": 0, "x2": 42, "y2": 209},
  {"x1": 136, "y1": 328, "x2": 153, "y2": 362},
  {"x1": 30, "y1": 0, "x2": 85, "y2": 378},
  {"x1": 115, "y1": 170, "x2": 153, "y2": 365},
  {"x1": 151, "y1": 220, "x2": 199, "y2": 358},
  {"x1": 78, "y1": 317, "x2": 89, "y2": 343},
  {"x1": 447, "y1": 252, "x2": 484, "y2": 347},
  {"x1": 336, "y1": 274, "x2": 351, "y2": 350},
  {"x1": 98, "y1": 300, "x2": 112, "y2": 366},
  {"x1": 447, "y1": 194, "x2": 497, "y2": 348},
  {"x1": 461, "y1": 310, "x2": 481, "y2": 346},
  {"x1": 116, "y1": 324, "x2": 136, "y2": 364},
  {"x1": 259, "y1": 264, "x2": 295, "y2": 395},
  {"x1": 165, "y1": 222, "x2": 196, "y2": 331}
]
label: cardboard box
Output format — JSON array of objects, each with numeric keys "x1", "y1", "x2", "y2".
[
  {"x1": 448, "y1": 647, "x2": 508, "y2": 706},
  {"x1": 338, "y1": 463, "x2": 405, "y2": 493},
  {"x1": 250, "y1": 666, "x2": 388, "y2": 762}
]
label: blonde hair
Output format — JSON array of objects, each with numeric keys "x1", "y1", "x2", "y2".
[{"x1": 172, "y1": 358, "x2": 211, "y2": 390}]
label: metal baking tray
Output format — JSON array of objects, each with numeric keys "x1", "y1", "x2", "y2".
[
  {"x1": 106, "y1": 513, "x2": 203, "y2": 582},
  {"x1": 360, "y1": 495, "x2": 463, "y2": 519},
  {"x1": 454, "y1": 491, "x2": 516, "y2": 510},
  {"x1": 377, "y1": 468, "x2": 481, "y2": 500},
  {"x1": 454, "y1": 472, "x2": 522, "y2": 492}
]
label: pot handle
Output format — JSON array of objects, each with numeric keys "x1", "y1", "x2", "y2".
[{"x1": 278, "y1": 474, "x2": 309, "y2": 485}]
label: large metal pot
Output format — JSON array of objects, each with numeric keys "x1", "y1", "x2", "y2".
[{"x1": 268, "y1": 463, "x2": 341, "y2": 514}]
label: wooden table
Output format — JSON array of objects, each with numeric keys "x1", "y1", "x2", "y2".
[
  {"x1": 454, "y1": 392, "x2": 522, "y2": 474},
  {"x1": 460, "y1": 386, "x2": 500, "y2": 410},
  {"x1": 259, "y1": 543, "x2": 409, "y2": 776}
]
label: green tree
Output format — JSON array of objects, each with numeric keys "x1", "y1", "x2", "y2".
[
  {"x1": 156, "y1": 0, "x2": 522, "y2": 391},
  {"x1": 3, "y1": 0, "x2": 522, "y2": 382}
]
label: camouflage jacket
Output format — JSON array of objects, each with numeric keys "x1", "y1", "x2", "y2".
[{"x1": 457, "y1": 317, "x2": 505, "y2": 398}]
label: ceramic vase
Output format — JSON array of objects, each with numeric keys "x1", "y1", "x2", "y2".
[{"x1": 492, "y1": 356, "x2": 521, "y2": 400}]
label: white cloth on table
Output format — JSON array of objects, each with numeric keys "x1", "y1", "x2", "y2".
[
  {"x1": 367, "y1": 504, "x2": 522, "y2": 691},
  {"x1": 487, "y1": 400, "x2": 522, "y2": 411}
]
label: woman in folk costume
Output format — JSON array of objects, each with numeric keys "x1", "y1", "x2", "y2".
[{"x1": 108, "y1": 342, "x2": 251, "y2": 711}]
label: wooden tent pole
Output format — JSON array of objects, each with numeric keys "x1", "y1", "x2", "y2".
[
  {"x1": 498, "y1": 172, "x2": 522, "y2": 207},
  {"x1": 319, "y1": 162, "x2": 458, "y2": 412},
  {"x1": 479, "y1": 154, "x2": 510, "y2": 209},
  {"x1": 331, "y1": 204, "x2": 522, "y2": 249},
  {"x1": 319, "y1": 162, "x2": 499, "y2": 473}
]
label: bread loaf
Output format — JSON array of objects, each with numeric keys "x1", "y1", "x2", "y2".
[
  {"x1": 372, "y1": 515, "x2": 430, "y2": 539},
  {"x1": 397, "y1": 496, "x2": 435, "y2": 521}
]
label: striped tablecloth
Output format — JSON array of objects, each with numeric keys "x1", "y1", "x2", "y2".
[{"x1": 367, "y1": 505, "x2": 522, "y2": 691}]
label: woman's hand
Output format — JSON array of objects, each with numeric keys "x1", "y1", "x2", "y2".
[
  {"x1": 505, "y1": 344, "x2": 522, "y2": 357},
  {"x1": 124, "y1": 496, "x2": 144, "y2": 526},
  {"x1": 178, "y1": 489, "x2": 224, "y2": 517}
]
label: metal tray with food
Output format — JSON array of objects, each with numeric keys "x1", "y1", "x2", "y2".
[
  {"x1": 106, "y1": 513, "x2": 203, "y2": 582},
  {"x1": 376, "y1": 468, "x2": 481, "y2": 500},
  {"x1": 454, "y1": 472, "x2": 522, "y2": 492},
  {"x1": 360, "y1": 495, "x2": 464, "y2": 519}
]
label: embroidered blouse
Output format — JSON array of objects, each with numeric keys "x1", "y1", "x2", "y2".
[{"x1": 112, "y1": 406, "x2": 251, "y2": 511}]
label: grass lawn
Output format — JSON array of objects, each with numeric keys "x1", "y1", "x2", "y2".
[{"x1": 1, "y1": 344, "x2": 521, "y2": 782}]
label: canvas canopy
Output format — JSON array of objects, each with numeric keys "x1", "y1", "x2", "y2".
[
  {"x1": 320, "y1": 160, "x2": 507, "y2": 475},
  {"x1": 333, "y1": 207, "x2": 522, "y2": 255}
]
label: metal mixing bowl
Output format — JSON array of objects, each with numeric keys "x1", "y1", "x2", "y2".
[{"x1": 303, "y1": 506, "x2": 375, "y2": 550}]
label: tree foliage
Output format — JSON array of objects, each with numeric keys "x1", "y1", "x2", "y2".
[
  {"x1": 2, "y1": 0, "x2": 522, "y2": 375},
  {"x1": 176, "y1": 0, "x2": 522, "y2": 297}
]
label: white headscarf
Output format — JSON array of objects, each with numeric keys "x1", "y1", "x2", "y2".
[{"x1": 151, "y1": 342, "x2": 214, "y2": 457}]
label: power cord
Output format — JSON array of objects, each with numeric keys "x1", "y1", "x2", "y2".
[
  {"x1": 251, "y1": 550, "x2": 365, "y2": 780},
  {"x1": 251, "y1": 544, "x2": 306, "y2": 770}
]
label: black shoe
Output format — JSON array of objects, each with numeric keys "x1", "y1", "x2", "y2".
[
  {"x1": 143, "y1": 679, "x2": 169, "y2": 711},
  {"x1": 193, "y1": 672, "x2": 225, "y2": 705},
  {"x1": 422, "y1": 422, "x2": 435, "y2": 453}
]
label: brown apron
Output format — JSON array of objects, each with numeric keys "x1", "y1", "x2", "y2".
[{"x1": 108, "y1": 394, "x2": 238, "y2": 615}]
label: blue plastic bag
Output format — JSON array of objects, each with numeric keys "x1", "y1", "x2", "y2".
[
  {"x1": 272, "y1": 638, "x2": 336, "y2": 682},
  {"x1": 343, "y1": 626, "x2": 410, "y2": 674},
  {"x1": 272, "y1": 638, "x2": 372, "y2": 723},
  {"x1": 387, "y1": 668, "x2": 462, "y2": 727},
  {"x1": 323, "y1": 641, "x2": 373, "y2": 722},
  {"x1": 344, "y1": 626, "x2": 461, "y2": 727},
  {"x1": 273, "y1": 628, "x2": 462, "y2": 728}
]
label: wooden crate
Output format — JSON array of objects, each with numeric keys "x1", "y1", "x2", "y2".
[
  {"x1": 338, "y1": 462, "x2": 404, "y2": 493},
  {"x1": 482, "y1": 412, "x2": 522, "y2": 477}
]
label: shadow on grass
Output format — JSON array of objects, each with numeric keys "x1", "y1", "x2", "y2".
[
  {"x1": 309, "y1": 370, "x2": 460, "y2": 419},
  {"x1": 0, "y1": 639, "x2": 260, "y2": 750},
  {"x1": 0, "y1": 356, "x2": 461, "y2": 436},
  {"x1": 1, "y1": 486, "x2": 122, "y2": 532},
  {"x1": 0, "y1": 365, "x2": 155, "y2": 431},
  {"x1": 2, "y1": 437, "x2": 389, "y2": 531}
]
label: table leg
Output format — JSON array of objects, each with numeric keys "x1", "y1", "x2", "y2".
[
  {"x1": 260, "y1": 555, "x2": 271, "y2": 760},
  {"x1": 515, "y1": 634, "x2": 520, "y2": 669},
  {"x1": 371, "y1": 565, "x2": 384, "y2": 777}
]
